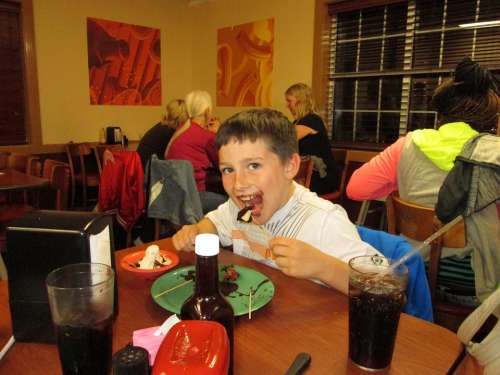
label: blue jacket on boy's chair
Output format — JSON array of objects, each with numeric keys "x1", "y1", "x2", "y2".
[{"x1": 357, "y1": 226, "x2": 434, "y2": 322}]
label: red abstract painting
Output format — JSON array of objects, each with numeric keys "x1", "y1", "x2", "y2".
[
  {"x1": 87, "y1": 17, "x2": 161, "y2": 106},
  {"x1": 217, "y1": 18, "x2": 274, "y2": 107}
]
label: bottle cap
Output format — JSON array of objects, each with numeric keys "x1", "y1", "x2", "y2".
[
  {"x1": 195, "y1": 233, "x2": 220, "y2": 256},
  {"x1": 112, "y1": 344, "x2": 149, "y2": 375}
]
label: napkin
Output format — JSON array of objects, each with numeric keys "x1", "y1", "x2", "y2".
[{"x1": 132, "y1": 315, "x2": 180, "y2": 365}]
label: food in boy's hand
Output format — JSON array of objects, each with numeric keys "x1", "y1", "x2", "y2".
[
  {"x1": 237, "y1": 206, "x2": 253, "y2": 223},
  {"x1": 135, "y1": 245, "x2": 172, "y2": 269}
]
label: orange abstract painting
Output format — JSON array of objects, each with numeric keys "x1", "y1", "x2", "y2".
[
  {"x1": 87, "y1": 17, "x2": 161, "y2": 106},
  {"x1": 217, "y1": 18, "x2": 274, "y2": 107}
]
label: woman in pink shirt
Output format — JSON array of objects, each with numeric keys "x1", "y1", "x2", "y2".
[
  {"x1": 165, "y1": 90, "x2": 227, "y2": 213},
  {"x1": 346, "y1": 58, "x2": 499, "y2": 307}
]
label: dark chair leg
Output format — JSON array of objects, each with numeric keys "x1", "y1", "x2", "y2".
[{"x1": 82, "y1": 183, "x2": 88, "y2": 209}]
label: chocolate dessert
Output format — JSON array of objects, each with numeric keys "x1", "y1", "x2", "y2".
[{"x1": 237, "y1": 206, "x2": 253, "y2": 223}]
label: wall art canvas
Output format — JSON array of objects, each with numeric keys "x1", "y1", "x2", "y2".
[
  {"x1": 217, "y1": 18, "x2": 274, "y2": 107},
  {"x1": 87, "y1": 17, "x2": 161, "y2": 105}
]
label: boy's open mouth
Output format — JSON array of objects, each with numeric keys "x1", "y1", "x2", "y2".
[{"x1": 238, "y1": 193, "x2": 263, "y2": 217}]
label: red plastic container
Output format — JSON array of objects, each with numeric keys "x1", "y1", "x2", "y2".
[{"x1": 152, "y1": 320, "x2": 229, "y2": 375}]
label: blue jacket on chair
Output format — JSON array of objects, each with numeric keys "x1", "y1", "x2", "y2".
[{"x1": 357, "y1": 226, "x2": 434, "y2": 322}]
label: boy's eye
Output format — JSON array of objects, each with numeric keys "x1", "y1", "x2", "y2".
[
  {"x1": 220, "y1": 167, "x2": 233, "y2": 175},
  {"x1": 248, "y1": 162, "x2": 261, "y2": 171}
]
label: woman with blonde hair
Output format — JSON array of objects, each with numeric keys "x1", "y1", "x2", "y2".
[
  {"x1": 285, "y1": 83, "x2": 340, "y2": 194},
  {"x1": 137, "y1": 98, "x2": 188, "y2": 168},
  {"x1": 166, "y1": 90, "x2": 226, "y2": 213}
]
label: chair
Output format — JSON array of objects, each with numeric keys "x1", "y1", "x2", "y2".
[
  {"x1": 65, "y1": 142, "x2": 100, "y2": 209},
  {"x1": 7, "y1": 153, "x2": 29, "y2": 173},
  {"x1": 0, "y1": 152, "x2": 10, "y2": 205},
  {"x1": 294, "y1": 156, "x2": 313, "y2": 188},
  {"x1": 5, "y1": 153, "x2": 41, "y2": 203},
  {"x1": 0, "y1": 152, "x2": 10, "y2": 170},
  {"x1": 26, "y1": 156, "x2": 42, "y2": 177},
  {"x1": 0, "y1": 154, "x2": 40, "y2": 250},
  {"x1": 41, "y1": 159, "x2": 70, "y2": 210},
  {"x1": 98, "y1": 150, "x2": 145, "y2": 247},
  {"x1": 385, "y1": 193, "x2": 472, "y2": 327},
  {"x1": 94, "y1": 144, "x2": 125, "y2": 174},
  {"x1": 146, "y1": 156, "x2": 203, "y2": 240},
  {"x1": 320, "y1": 149, "x2": 377, "y2": 209},
  {"x1": 357, "y1": 225, "x2": 433, "y2": 322}
]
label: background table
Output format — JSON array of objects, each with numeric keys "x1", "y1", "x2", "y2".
[
  {"x1": 0, "y1": 169, "x2": 48, "y2": 192},
  {"x1": 0, "y1": 238, "x2": 469, "y2": 374}
]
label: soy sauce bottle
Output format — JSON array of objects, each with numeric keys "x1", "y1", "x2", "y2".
[{"x1": 180, "y1": 234, "x2": 234, "y2": 374}]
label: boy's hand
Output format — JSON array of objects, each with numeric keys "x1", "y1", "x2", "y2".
[
  {"x1": 172, "y1": 218, "x2": 218, "y2": 252},
  {"x1": 172, "y1": 224, "x2": 199, "y2": 252},
  {"x1": 269, "y1": 237, "x2": 327, "y2": 280},
  {"x1": 269, "y1": 236, "x2": 349, "y2": 294}
]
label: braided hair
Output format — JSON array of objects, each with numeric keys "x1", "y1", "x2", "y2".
[{"x1": 431, "y1": 57, "x2": 500, "y2": 133}]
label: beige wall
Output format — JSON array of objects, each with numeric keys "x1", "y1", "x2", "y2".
[
  {"x1": 32, "y1": 0, "x2": 316, "y2": 145},
  {"x1": 188, "y1": 0, "x2": 316, "y2": 122},
  {"x1": 33, "y1": 0, "x2": 192, "y2": 144}
]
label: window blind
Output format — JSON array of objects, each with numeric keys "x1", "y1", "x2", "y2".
[{"x1": 328, "y1": 0, "x2": 500, "y2": 148}]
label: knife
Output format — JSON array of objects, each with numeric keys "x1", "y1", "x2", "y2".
[{"x1": 283, "y1": 352, "x2": 311, "y2": 375}]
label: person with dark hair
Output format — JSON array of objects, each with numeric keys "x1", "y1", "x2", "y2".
[
  {"x1": 172, "y1": 108, "x2": 378, "y2": 295},
  {"x1": 285, "y1": 83, "x2": 340, "y2": 194},
  {"x1": 137, "y1": 99, "x2": 188, "y2": 168},
  {"x1": 347, "y1": 57, "x2": 499, "y2": 207},
  {"x1": 346, "y1": 57, "x2": 500, "y2": 306}
]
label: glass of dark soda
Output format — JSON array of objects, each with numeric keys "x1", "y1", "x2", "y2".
[
  {"x1": 348, "y1": 255, "x2": 408, "y2": 372},
  {"x1": 46, "y1": 263, "x2": 115, "y2": 375}
]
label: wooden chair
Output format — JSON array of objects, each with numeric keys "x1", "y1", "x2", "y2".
[
  {"x1": 321, "y1": 149, "x2": 377, "y2": 213},
  {"x1": 0, "y1": 155, "x2": 44, "y2": 251},
  {"x1": 42, "y1": 159, "x2": 70, "y2": 210},
  {"x1": 65, "y1": 142, "x2": 100, "y2": 209},
  {"x1": 294, "y1": 156, "x2": 313, "y2": 188},
  {"x1": 94, "y1": 144, "x2": 125, "y2": 174},
  {"x1": 26, "y1": 156, "x2": 42, "y2": 177},
  {"x1": 0, "y1": 152, "x2": 10, "y2": 170},
  {"x1": 385, "y1": 193, "x2": 473, "y2": 327},
  {"x1": 0, "y1": 152, "x2": 10, "y2": 205},
  {"x1": 7, "y1": 153, "x2": 29, "y2": 173}
]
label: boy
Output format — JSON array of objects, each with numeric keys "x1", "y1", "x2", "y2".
[{"x1": 173, "y1": 109, "x2": 377, "y2": 294}]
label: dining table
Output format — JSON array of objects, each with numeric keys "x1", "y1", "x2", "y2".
[
  {"x1": 0, "y1": 237, "x2": 480, "y2": 374},
  {"x1": 0, "y1": 168, "x2": 48, "y2": 192}
]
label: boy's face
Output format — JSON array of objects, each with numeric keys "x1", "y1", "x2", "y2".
[{"x1": 219, "y1": 138, "x2": 300, "y2": 225}]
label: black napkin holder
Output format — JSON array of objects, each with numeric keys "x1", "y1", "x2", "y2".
[
  {"x1": 106, "y1": 126, "x2": 123, "y2": 144},
  {"x1": 5, "y1": 210, "x2": 118, "y2": 343}
]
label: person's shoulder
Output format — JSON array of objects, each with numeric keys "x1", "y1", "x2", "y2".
[
  {"x1": 301, "y1": 112, "x2": 323, "y2": 123},
  {"x1": 294, "y1": 184, "x2": 337, "y2": 212},
  {"x1": 300, "y1": 113, "x2": 326, "y2": 132},
  {"x1": 155, "y1": 124, "x2": 174, "y2": 136}
]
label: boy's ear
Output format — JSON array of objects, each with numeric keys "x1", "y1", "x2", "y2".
[{"x1": 284, "y1": 153, "x2": 301, "y2": 179}]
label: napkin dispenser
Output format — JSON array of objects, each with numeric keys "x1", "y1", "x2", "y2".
[
  {"x1": 5, "y1": 210, "x2": 118, "y2": 343},
  {"x1": 152, "y1": 321, "x2": 229, "y2": 375},
  {"x1": 106, "y1": 126, "x2": 123, "y2": 144}
]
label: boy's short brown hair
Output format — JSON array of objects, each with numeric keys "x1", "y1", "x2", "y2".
[{"x1": 215, "y1": 109, "x2": 298, "y2": 162}]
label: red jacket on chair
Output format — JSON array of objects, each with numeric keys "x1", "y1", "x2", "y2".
[{"x1": 98, "y1": 150, "x2": 145, "y2": 231}]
